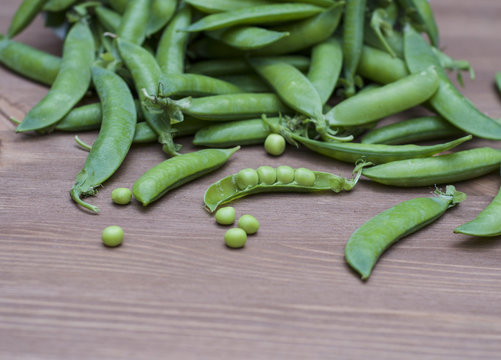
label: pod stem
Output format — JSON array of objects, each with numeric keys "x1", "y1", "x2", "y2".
[
  {"x1": 74, "y1": 135, "x2": 92, "y2": 151},
  {"x1": 70, "y1": 188, "x2": 100, "y2": 213},
  {"x1": 434, "y1": 185, "x2": 466, "y2": 207}
]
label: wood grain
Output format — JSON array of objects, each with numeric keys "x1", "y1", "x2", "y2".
[{"x1": 1, "y1": 1, "x2": 501, "y2": 359}]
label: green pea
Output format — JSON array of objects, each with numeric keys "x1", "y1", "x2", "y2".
[
  {"x1": 102, "y1": 226, "x2": 124, "y2": 247},
  {"x1": 224, "y1": 228, "x2": 247, "y2": 249},
  {"x1": 235, "y1": 168, "x2": 259, "y2": 190},
  {"x1": 215, "y1": 206, "x2": 235, "y2": 225},
  {"x1": 276, "y1": 165, "x2": 295, "y2": 184},
  {"x1": 111, "y1": 187, "x2": 132, "y2": 205},
  {"x1": 264, "y1": 133, "x2": 286, "y2": 156},
  {"x1": 257, "y1": 165, "x2": 277, "y2": 185},
  {"x1": 294, "y1": 168, "x2": 316, "y2": 186},
  {"x1": 238, "y1": 215, "x2": 259, "y2": 235}
]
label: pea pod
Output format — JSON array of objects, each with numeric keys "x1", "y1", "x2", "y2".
[
  {"x1": 404, "y1": 24, "x2": 501, "y2": 140},
  {"x1": 158, "y1": 73, "x2": 242, "y2": 98},
  {"x1": 95, "y1": 6, "x2": 121, "y2": 33},
  {"x1": 342, "y1": 0, "x2": 366, "y2": 96},
  {"x1": 360, "y1": 116, "x2": 464, "y2": 145},
  {"x1": 156, "y1": 6, "x2": 192, "y2": 75},
  {"x1": 43, "y1": 0, "x2": 76, "y2": 12},
  {"x1": 7, "y1": 0, "x2": 48, "y2": 38},
  {"x1": 133, "y1": 147, "x2": 240, "y2": 206},
  {"x1": 185, "y1": 0, "x2": 272, "y2": 14},
  {"x1": 326, "y1": 66, "x2": 439, "y2": 127},
  {"x1": 70, "y1": 66, "x2": 137, "y2": 213},
  {"x1": 346, "y1": 186, "x2": 465, "y2": 280},
  {"x1": 357, "y1": 45, "x2": 409, "y2": 85},
  {"x1": 204, "y1": 166, "x2": 362, "y2": 212},
  {"x1": 495, "y1": 72, "x2": 501, "y2": 94},
  {"x1": 194, "y1": 117, "x2": 280, "y2": 147},
  {"x1": 147, "y1": 0, "x2": 176, "y2": 36},
  {"x1": 284, "y1": 131, "x2": 471, "y2": 164},
  {"x1": 307, "y1": 37, "x2": 343, "y2": 105},
  {"x1": 117, "y1": 0, "x2": 149, "y2": 45},
  {"x1": 398, "y1": 0, "x2": 439, "y2": 47},
  {"x1": 216, "y1": 74, "x2": 270, "y2": 93},
  {"x1": 454, "y1": 181, "x2": 501, "y2": 237},
  {"x1": 184, "y1": 4, "x2": 324, "y2": 32},
  {"x1": 16, "y1": 21, "x2": 94, "y2": 133},
  {"x1": 208, "y1": 26, "x2": 289, "y2": 51},
  {"x1": 362, "y1": 147, "x2": 501, "y2": 187},
  {"x1": 0, "y1": 34, "x2": 61, "y2": 86}
]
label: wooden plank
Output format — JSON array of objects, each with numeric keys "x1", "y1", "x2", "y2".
[{"x1": 1, "y1": 0, "x2": 501, "y2": 359}]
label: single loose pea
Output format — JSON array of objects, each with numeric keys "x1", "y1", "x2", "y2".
[
  {"x1": 257, "y1": 165, "x2": 277, "y2": 185},
  {"x1": 294, "y1": 168, "x2": 316, "y2": 186},
  {"x1": 224, "y1": 228, "x2": 247, "y2": 249},
  {"x1": 235, "y1": 168, "x2": 259, "y2": 190},
  {"x1": 264, "y1": 133, "x2": 286, "y2": 156},
  {"x1": 238, "y1": 214, "x2": 260, "y2": 235},
  {"x1": 102, "y1": 225, "x2": 124, "y2": 247},
  {"x1": 276, "y1": 165, "x2": 295, "y2": 184},
  {"x1": 111, "y1": 187, "x2": 132, "y2": 205},
  {"x1": 215, "y1": 206, "x2": 236, "y2": 225}
]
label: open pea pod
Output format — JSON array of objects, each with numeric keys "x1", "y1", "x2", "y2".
[{"x1": 204, "y1": 167, "x2": 362, "y2": 212}]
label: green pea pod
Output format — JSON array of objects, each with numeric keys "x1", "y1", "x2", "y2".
[
  {"x1": 307, "y1": 37, "x2": 343, "y2": 105},
  {"x1": 454, "y1": 180, "x2": 501, "y2": 237},
  {"x1": 285, "y1": 131, "x2": 471, "y2": 164},
  {"x1": 0, "y1": 35, "x2": 61, "y2": 86},
  {"x1": 95, "y1": 6, "x2": 122, "y2": 33},
  {"x1": 346, "y1": 186, "x2": 465, "y2": 280},
  {"x1": 43, "y1": 0, "x2": 76, "y2": 11},
  {"x1": 70, "y1": 66, "x2": 137, "y2": 213},
  {"x1": 252, "y1": 3, "x2": 344, "y2": 56},
  {"x1": 404, "y1": 24, "x2": 501, "y2": 140},
  {"x1": 362, "y1": 147, "x2": 501, "y2": 187},
  {"x1": 361, "y1": 116, "x2": 464, "y2": 145},
  {"x1": 193, "y1": 117, "x2": 280, "y2": 147},
  {"x1": 496, "y1": 72, "x2": 501, "y2": 94},
  {"x1": 117, "y1": 0, "x2": 149, "y2": 45},
  {"x1": 147, "y1": 0, "x2": 177, "y2": 36},
  {"x1": 216, "y1": 74, "x2": 271, "y2": 93},
  {"x1": 184, "y1": 4, "x2": 324, "y2": 32},
  {"x1": 7, "y1": 0, "x2": 49, "y2": 38},
  {"x1": 117, "y1": 38, "x2": 179, "y2": 156},
  {"x1": 158, "y1": 73, "x2": 242, "y2": 98},
  {"x1": 185, "y1": 0, "x2": 272, "y2": 14},
  {"x1": 342, "y1": 0, "x2": 366, "y2": 97},
  {"x1": 326, "y1": 66, "x2": 439, "y2": 127},
  {"x1": 207, "y1": 26, "x2": 289, "y2": 51},
  {"x1": 204, "y1": 166, "x2": 361, "y2": 212},
  {"x1": 16, "y1": 21, "x2": 94, "y2": 133},
  {"x1": 133, "y1": 147, "x2": 240, "y2": 206},
  {"x1": 187, "y1": 56, "x2": 310, "y2": 76},
  {"x1": 157, "y1": 6, "x2": 192, "y2": 75},
  {"x1": 402, "y1": 0, "x2": 440, "y2": 47},
  {"x1": 357, "y1": 45, "x2": 409, "y2": 85}
]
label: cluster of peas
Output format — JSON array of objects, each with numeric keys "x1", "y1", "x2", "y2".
[{"x1": 235, "y1": 166, "x2": 317, "y2": 189}]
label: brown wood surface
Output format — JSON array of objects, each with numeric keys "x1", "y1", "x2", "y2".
[{"x1": 1, "y1": 1, "x2": 501, "y2": 359}]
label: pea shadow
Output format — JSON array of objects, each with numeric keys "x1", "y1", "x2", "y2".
[{"x1": 453, "y1": 234, "x2": 501, "y2": 251}]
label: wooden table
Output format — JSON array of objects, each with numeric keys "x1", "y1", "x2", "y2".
[{"x1": 1, "y1": 1, "x2": 501, "y2": 359}]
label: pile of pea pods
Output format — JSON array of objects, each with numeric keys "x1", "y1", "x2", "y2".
[{"x1": 4, "y1": 0, "x2": 501, "y2": 279}]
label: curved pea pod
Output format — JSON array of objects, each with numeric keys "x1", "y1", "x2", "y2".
[
  {"x1": 404, "y1": 25, "x2": 501, "y2": 141},
  {"x1": 95, "y1": 6, "x2": 122, "y2": 33},
  {"x1": 158, "y1": 73, "x2": 242, "y2": 98},
  {"x1": 362, "y1": 147, "x2": 501, "y2": 187},
  {"x1": 194, "y1": 117, "x2": 280, "y2": 147},
  {"x1": 207, "y1": 26, "x2": 289, "y2": 51},
  {"x1": 7, "y1": 0, "x2": 48, "y2": 38},
  {"x1": 70, "y1": 66, "x2": 137, "y2": 213},
  {"x1": 286, "y1": 132, "x2": 471, "y2": 164},
  {"x1": 117, "y1": 0, "x2": 149, "y2": 45},
  {"x1": 183, "y1": 4, "x2": 324, "y2": 32},
  {"x1": 204, "y1": 167, "x2": 361, "y2": 212},
  {"x1": 16, "y1": 21, "x2": 94, "y2": 133},
  {"x1": 251, "y1": 3, "x2": 344, "y2": 56},
  {"x1": 454, "y1": 183, "x2": 501, "y2": 237},
  {"x1": 133, "y1": 147, "x2": 240, "y2": 206},
  {"x1": 346, "y1": 186, "x2": 465, "y2": 280},
  {"x1": 0, "y1": 35, "x2": 61, "y2": 86},
  {"x1": 326, "y1": 66, "x2": 439, "y2": 127},
  {"x1": 361, "y1": 116, "x2": 464, "y2": 145}
]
